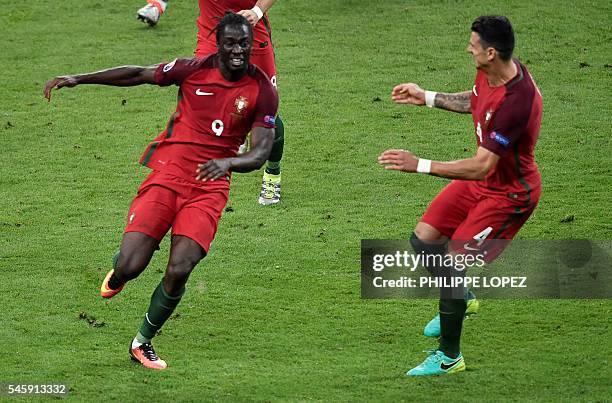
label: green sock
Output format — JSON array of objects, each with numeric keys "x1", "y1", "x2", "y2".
[
  {"x1": 265, "y1": 161, "x2": 281, "y2": 175},
  {"x1": 265, "y1": 115, "x2": 284, "y2": 175},
  {"x1": 138, "y1": 281, "x2": 184, "y2": 340}
]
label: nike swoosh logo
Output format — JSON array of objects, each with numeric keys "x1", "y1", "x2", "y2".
[
  {"x1": 472, "y1": 85, "x2": 478, "y2": 96},
  {"x1": 440, "y1": 358, "x2": 462, "y2": 371},
  {"x1": 196, "y1": 89, "x2": 214, "y2": 96}
]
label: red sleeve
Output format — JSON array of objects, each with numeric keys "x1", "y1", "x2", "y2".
[
  {"x1": 251, "y1": 74, "x2": 279, "y2": 129},
  {"x1": 482, "y1": 91, "x2": 532, "y2": 157},
  {"x1": 154, "y1": 58, "x2": 200, "y2": 87}
]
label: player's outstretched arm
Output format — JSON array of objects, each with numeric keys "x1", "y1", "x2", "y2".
[
  {"x1": 378, "y1": 146, "x2": 499, "y2": 180},
  {"x1": 237, "y1": 0, "x2": 277, "y2": 26},
  {"x1": 431, "y1": 91, "x2": 472, "y2": 113},
  {"x1": 44, "y1": 65, "x2": 159, "y2": 101},
  {"x1": 195, "y1": 126, "x2": 274, "y2": 181},
  {"x1": 391, "y1": 83, "x2": 471, "y2": 113}
]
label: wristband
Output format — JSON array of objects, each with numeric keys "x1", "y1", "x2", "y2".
[
  {"x1": 424, "y1": 91, "x2": 437, "y2": 108},
  {"x1": 252, "y1": 5, "x2": 264, "y2": 19},
  {"x1": 416, "y1": 158, "x2": 432, "y2": 174}
]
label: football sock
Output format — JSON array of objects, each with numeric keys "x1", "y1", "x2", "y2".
[
  {"x1": 438, "y1": 298, "x2": 467, "y2": 359},
  {"x1": 132, "y1": 332, "x2": 150, "y2": 348},
  {"x1": 138, "y1": 280, "x2": 184, "y2": 340},
  {"x1": 265, "y1": 115, "x2": 284, "y2": 175},
  {"x1": 265, "y1": 161, "x2": 280, "y2": 175}
]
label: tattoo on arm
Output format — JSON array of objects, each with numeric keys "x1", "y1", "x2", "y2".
[{"x1": 434, "y1": 91, "x2": 472, "y2": 113}]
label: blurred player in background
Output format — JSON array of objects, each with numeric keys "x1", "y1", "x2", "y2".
[
  {"x1": 137, "y1": 0, "x2": 285, "y2": 205},
  {"x1": 45, "y1": 13, "x2": 278, "y2": 369},
  {"x1": 137, "y1": 0, "x2": 169, "y2": 26},
  {"x1": 379, "y1": 16, "x2": 542, "y2": 376}
]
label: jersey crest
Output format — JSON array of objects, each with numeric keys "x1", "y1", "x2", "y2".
[{"x1": 234, "y1": 96, "x2": 249, "y2": 115}]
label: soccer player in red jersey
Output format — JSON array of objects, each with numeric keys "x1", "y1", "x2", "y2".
[
  {"x1": 378, "y1": 16, "x2": 542, "y2": 376},
  {"x1": 44, "y1": 13, "x2": 278, "y2": 370},
  {"x1": 136, "y1": 0, "x2": 284, "y2": 205}
]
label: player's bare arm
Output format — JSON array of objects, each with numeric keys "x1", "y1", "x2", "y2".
[
  {"x1": 378, "y1": 146, "x2": 499, "y2": 180},
  {"x1": 196, "y1": 126, "x2": 274, "y2": 181},
  {"x1": 391, "y1": 83, "x2": 471, "y2": 113},
  {"x1": 237, "y1": 0, "x2": 277, "y2": 26},
  {"x1": 44, "y1": 65, "x2": 159, "y2": 101}
]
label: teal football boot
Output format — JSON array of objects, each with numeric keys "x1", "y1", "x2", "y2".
[{"x1": 406, "y1": 349, "x2": 465, "y2": 376}]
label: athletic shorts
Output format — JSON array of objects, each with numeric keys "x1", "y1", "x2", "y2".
[
  {"x1": 421, "y1": 180, "x2": 541, "y2": 261},
  {"x1": 195, "y1": 42, "x2": 277, "y2": 88},
  {"x1": 124, "y1": 171, "x2": 229, "y2": 253}
]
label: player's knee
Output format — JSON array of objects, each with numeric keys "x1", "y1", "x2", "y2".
[
  {"x1": 166, "y1": 260, "x2": 193, "y2": 283},
  {"x1": 414, "y1": 222, "x2": 443, "y2": 241},
  {"x1": 410, "y1": 232, "x2": 448, "y2": 276},
  {"x1": 166, "y1": 252, "x2": 201, "y2": 282},
  {"x1": 410, "y1": 232, "x2": 446, "y2": 256}
]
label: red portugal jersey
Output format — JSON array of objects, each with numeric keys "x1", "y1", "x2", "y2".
[
  {"x1": 139, "y1": 56, "x2": 278, "y2": 185},
  {"x1": 197, "y1": 0, "x2": 273, "y2": 55},
  {"x1": 471, "y1": 60, "x2": 542, "y2": 202}
]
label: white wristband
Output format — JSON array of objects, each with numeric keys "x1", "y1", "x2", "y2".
[
  {"x1": 424, "y1": 91, "x2": 437, "y2": 108},
  {"x1": 252, "y1": 5, "x2": 264, "y2": 19},
  {"x1": 416, "y1": 158, "x2": 432, "y2": 174}
]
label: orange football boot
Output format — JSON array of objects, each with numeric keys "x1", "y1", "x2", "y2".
[
  {"x1": 130, "y1": 343, "x2": 168, "y2": 370},
  {"x1": 100, "y1": 270, "x2": 124, "y2": 299}
]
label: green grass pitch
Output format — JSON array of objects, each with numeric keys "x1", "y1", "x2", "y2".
[{"x1": 1, "y1": 0, "x2": 611, "y2": 400}]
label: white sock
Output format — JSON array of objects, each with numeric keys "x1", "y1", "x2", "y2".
[{"x1": 132, "y1": 332, "x2": 151, "y2": 349}]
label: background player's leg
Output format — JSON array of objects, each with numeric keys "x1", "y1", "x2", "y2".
[
  {"x1": 257, "y1": 53, "x2": 283, "y2": 205},
  {"x1": 265, "y1": 115, "x2": 284, "y2": 176},
  {"x1": 259, "y1": 116, "x2": 284, "y2": 205},
  {"x1": 136, "y1": 0, "x2": 168, "y2": 27}
]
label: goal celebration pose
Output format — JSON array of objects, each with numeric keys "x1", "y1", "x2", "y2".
[
  {"x1": 44, "y1": 13, "x2": 278, "y2": 369},
  {"x1": 379, "y1": 15, "x2": 542, "y2": 376}
]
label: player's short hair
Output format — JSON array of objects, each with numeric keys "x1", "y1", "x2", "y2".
[
  {"x1": 471, "y1": 16, "x2": 515, "y2": 61},
  {"x1": 215, "y1": 12, "x2": 253, "y2": 44}
]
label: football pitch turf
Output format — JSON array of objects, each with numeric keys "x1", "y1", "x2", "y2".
[{"x1": 1, "y1": 0, "x2": 611, "y2": 401}]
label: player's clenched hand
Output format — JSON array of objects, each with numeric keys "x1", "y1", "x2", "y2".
[
  {"x1": 44, "y1": 76, "x2": 78, "y2": 102},
  {"x1": 196, "y1": 159, "x2": 232, "y2": 181},
  {"x1": 391, "y1": 83, "x2": 425, "y2": 106},
  {"x1": 378, "y1": 149, "x2": 419, "y2": 173},
  {"x1": 237, "y1": 9, "x2": 260, "y2": 26}
]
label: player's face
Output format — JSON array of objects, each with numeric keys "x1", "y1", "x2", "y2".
[
  {"x1": 467, "y1": 32, "x2": 489, "y2": 69},
  {"x1": 218, "y1": 24, "x2": 252, "y2": 72}
]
